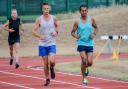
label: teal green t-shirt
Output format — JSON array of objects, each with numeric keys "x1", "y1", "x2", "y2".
[{"x1": 76, "y1": 16, "x2": 94, "y2": 46}]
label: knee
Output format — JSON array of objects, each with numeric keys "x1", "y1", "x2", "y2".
[
  {"x1": 82, "y1": 59, "x2": 93, "y2": 67},
  {"x1": 15, "y1": 49, "x2": 19, "y2": 54},
  {"x1": 87, "y1": 62, "x2": 93, "y2": 67},
  {"x1": 44, "y1": 63, "x2": 49, "y2": 70},
  {"x1": 50, "y1": 61, "x2": 55, "y2": 67},
  {"x1": 10, "y1": 49, "x2": 13, "y2": 52},
  {"x1": 82, "y1": 60, "x2": 87, "y2": 67},
  {"x1": 10, "y1": 51, "x2": 13, "y2": 53}
]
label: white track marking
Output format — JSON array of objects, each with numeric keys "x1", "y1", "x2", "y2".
[
  {"x1": 0, "y1": 70, "x2": 100, "y2": 89},
  {"x1": 0, "y1": 81, "x2": 34, "y2": 89},
  {"x1": 28, "y1": 66, "x2": 128, "y2": 84}
]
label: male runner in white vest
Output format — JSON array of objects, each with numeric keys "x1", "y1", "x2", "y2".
[{"x1": 33, "y1": 3, "x2": 58, "y2": 86}]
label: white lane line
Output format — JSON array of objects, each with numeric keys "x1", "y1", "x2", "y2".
[
  {"x1": 28, "y1": 66, "x2": 128, "y2": 84},
  {"x1": 102, "y1": 86, "x2": 128, "y2": 88},
  {"x1": 0, "y1": 70, "x2": 100, "y2": 89},
  {"x1": 0, "y1": 81, "x2": 34, "y2": 89}
]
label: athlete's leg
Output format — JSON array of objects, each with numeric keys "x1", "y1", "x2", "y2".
[
  {"x1": 77, "y1": 46, "x2": 88, "y2": 79},
  {"x1": 14, "y1": 42, "x2": 20, "y2": 68},
  {"x1": 48, "y1": 45, "x2": 56, "y2": 79},
  {"x1": 77, "y1": 45, "x2": 88, "y2": 84},
  {"x1": 9, "y1": 45, "x2": 14, "y2": 58},
  {"x1": 39, "y1": 46, "x2": 50, "y2": 86},
  {"x1": 87, "y1": 52, "x2": 93, "y2": 67},
  {"x1": 9, "y1": 45, "x2": 14, "y2": 65},
  {"x1": 42, "y1": 56, "x2": 50, "y2": 86},
  {"x1": 43, "y1": 56, "x2": 49, "y2": 79},
  {"x1": 49, "y1": 53, "x2": 55, "y2": 79},
  {"x1": 80, "y1": 51, "x2": 88, "y2": 79},
  {"x1": 86, "y1": 46, "x2": 94, "y2": 67},
  {"x1": 49, "y1": 54, "x2": 55, "y2": 67}
]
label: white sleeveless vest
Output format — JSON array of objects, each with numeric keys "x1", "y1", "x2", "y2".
[{"x1": 38, "y1": 15, "x2": 56, "y2": 46}]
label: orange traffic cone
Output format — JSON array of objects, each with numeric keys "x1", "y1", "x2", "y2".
[{"x1": 111, "y1": 49, "x2": 119, "y2": 63}]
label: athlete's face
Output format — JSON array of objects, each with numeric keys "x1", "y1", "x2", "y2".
[
  {"x1": 42, "y1": 5, "x2": 50, "y2": 15},
  {"x1": 11, "y1": 10, "x2": 18, "y2": 18},
  {"x1": 80, "y1": 7, "x2": 88, "y2": 17}
]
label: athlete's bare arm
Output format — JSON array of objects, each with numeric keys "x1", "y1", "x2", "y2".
[
  {"x1": 90, "y1": 18, "x2": 98, "y2": 39},
  {"x1": 51, "y1": 16, "x2": 58, "y2": 37},
  {"x1": 71, "y1": 20, "x2": 80, "y2": 39},
  {"x1": 54, "y1": 16, "x2": 58, "y2": 32},
  {"x1": 32, "y1": 17, "x2": 45, "y2": 39},
  {"x1": 92, "y1": 18, "x2": 98, "y2": 35},
  {"x1": 19, "y1": 21, "x2": 24, "y2": 35},
  {"x1": 2, "y1": 21, "x2": 15, "y2": 32}
]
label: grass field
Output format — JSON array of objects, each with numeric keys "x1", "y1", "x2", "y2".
[{"x1": 56, "y1": 58, "x2": 128, "y2": 81}]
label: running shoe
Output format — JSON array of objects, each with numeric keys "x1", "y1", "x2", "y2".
[
  {"x1": 82, "y1": 78, "x2": 88, "y2": 85},
  {"x1": 10, "y1": 58, "x2": 13, "y2": 65},
  {"x1": 15, "y1": 63, "x2": 19, "y2": 69},
  {"x1": 85, "y1": 67, "x2": 89, "y2": 76},
  {"x1": 44, "y1": 78, "x2": 50, "y2": 86}
]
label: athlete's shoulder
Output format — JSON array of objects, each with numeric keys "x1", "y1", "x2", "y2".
[
  {"x1": 50, "y1": 15, "x2": 57, "y2": 22},
  {"x1": 87, "y1": 15, "x2": 93, "y2": 20},
  {"x1": 8, "y1": 17, "x2": 12, "y2": 20},
  {"x1": 50, "y1": 15, "x2": 56, "y2": 19},
  {"x1": 36, "y1": 16, "x2": 42, "y2": 22},
  {"x1": 88, "y1": 15, "x2": 95, "y2": 24},
  {"x1": 8, "y1": 18, "x2": 13, "y2": 24},
  {"x1": 8, "y1": 17, "x2": 12, "y2": 22},
  {"x1": 74, "y1": 17, "x2": 79, "y2": 24},
  {"x1": 16, "y1": 18, "x2": 20, "y2": 24},
  {"x1": 37, "y1": 15, "x2": 42, "y2": 20},
  {"x1": 17, "y1": 17, "x2": 20, "y2": 19},
  {"x1": 73, "y1": 18, "x2": 78, "y2": 27}
]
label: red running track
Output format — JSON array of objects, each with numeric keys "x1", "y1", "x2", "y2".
[{"x1": 0, "y1": 54, "x2": 128, "y2": 89}]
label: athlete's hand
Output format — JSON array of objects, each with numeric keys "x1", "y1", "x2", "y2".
[
  {"x1": 90, "y1": 33, "x2": 95, "y2": 39},
  {"x1": 20, "y1": 31, "x2": 24, "y2": 36},
  {"x1": 51, "y1": 31, "x2": 58, "y2": 37},
  {"x1": 9, "y1": 29, "x2": 15, "y2": 33},
  {"x1": 20, "y1": 29, "x2": 24, "y2": 36},
  {"x1": 75, "y1": 34, "x2": 80, "y2": 39}
]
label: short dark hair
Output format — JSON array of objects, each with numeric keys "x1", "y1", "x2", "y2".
[
  {"x1": 42, "y1": 2, "x2": 49, "y2": 6},
  {"x1": 79, "y1": 4, "x2": 88, "y2": 11},
  {"x1": 40, "y1": 2, "x2": 49, "y2": 10},
  {"x1": 40, "y1": 2, "x2": 49, "y2": 9}
]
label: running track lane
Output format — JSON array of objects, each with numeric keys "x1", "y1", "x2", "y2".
[{"x1": 0, "y1": 54, "x2": 128, "y2": 89}]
